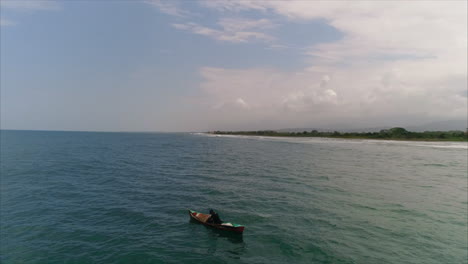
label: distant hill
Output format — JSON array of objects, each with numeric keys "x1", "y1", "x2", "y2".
[
  {"x1": 278, "y1": 127, "x2": 391, "y2": 133},
  {"x1": 277, "y1": 128, "x2": 329, "y2": 133},
  {"x1": 406, "y1": 120, "x2": 467, "y2": 132},
  {"x1": 276, "y1": 120, "x2": 467, "y2": 133}
]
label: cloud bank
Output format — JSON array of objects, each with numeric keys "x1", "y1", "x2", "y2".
[{"x1": 185, "y1": 1, "x2": 466, "y2": 129}]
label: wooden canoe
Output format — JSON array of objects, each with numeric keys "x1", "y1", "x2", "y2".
[{"x1": 188, "y1": 210, "x2": 245, "y2": 234}]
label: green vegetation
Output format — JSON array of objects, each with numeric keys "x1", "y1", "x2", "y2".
[{"x1": 211, "y1": 127, "x2": 468, "y2": 141}]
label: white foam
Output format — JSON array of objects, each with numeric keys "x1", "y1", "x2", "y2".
[{"x1": 196, "y1": 133, "x2": 467, "y2": 150}]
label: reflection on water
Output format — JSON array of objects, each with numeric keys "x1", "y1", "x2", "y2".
[
  {"x1": 207, "y1": 227, "x2": 245, "y2": 244},
  {"x1": 188, "y1": 219, "x2": 246, "y2": 260},
  {"x1": 188, "y1": 219, "x2": 245, "y2": 244}
]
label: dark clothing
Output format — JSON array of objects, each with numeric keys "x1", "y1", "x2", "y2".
[{"x1": 207, "y1": 211, "x2": 222, "y2": 224}]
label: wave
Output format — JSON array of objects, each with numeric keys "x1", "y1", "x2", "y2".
[{"x1": 195, "y1": 133, "x2": 467, "y2": 149}]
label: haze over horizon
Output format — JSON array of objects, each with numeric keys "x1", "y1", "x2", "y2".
[{"x1": 1, "y1": 1, "x2": 467, "y2": 132}]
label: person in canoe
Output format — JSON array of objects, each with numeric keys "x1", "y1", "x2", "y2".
[{"x1": 207, "y1": 209, "x2": 223, "y2": 224}]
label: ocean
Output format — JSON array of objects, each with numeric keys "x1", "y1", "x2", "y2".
[{"x1": 1, "y1": 130, "x2": 467, "y2": 263}]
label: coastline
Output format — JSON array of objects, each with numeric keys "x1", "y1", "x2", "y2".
[{"x1": 205, "y1": 132, "x2": 468, "y2": 142}]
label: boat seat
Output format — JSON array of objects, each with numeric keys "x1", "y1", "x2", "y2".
[{"x1": 195, "y1": 213, "x2": 211, "y2": 223}]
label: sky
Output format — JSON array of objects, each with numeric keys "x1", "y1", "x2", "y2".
[{"x1": 1, "y1": 0, "x2": 467, "y2": 132}]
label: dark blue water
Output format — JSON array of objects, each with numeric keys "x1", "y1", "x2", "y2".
[{"x1": 1, "y1": 130, "x2": 467, "y2": 263}]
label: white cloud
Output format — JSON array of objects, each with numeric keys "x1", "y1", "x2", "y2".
[
  {"x1": 172, "y1": 18, "x2": 275, "y2": 43},
  {"x1": 147, "y1": 1, "x2": 277, "y2": 44},
  {"x1": 0, "y1": 0, "x2": 60, "y2": 10},
  {"x1": 218, "y1": 17, "x2": 275, "y2": 32},
  {"x1": 203, "y1": 1, "x2": 467, "y2": 70},
  {"x1": 198, "y1": 64, "x2": 466, "y2": 128},
  {"x1": 191, "y1": 1, "x2": 467, "y2": 128},
  {"x1": 235, "y1": 98, "x2": 249, "y2": 109},
  {"x1": 199, "y1": 0, "x2": 268, "y2": 12},
  {"x1": 144, "y1": 0, "x2": 192, "y2": 17},
  {"x1": 0, "y1": 18, "x2": 15, "y2": 26},
  {"x1": 200, "y1": 67, "x2": 339, "y2": 112},
  {"x1": 0, "y1": 1, "x2": 60, "y2": 27}
]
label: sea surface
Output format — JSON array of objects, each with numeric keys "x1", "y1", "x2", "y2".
[{"x1": 1, "y1": 130, "x2": 467, "y2": 264}]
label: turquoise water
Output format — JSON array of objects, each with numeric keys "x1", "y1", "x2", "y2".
[{"x1": 1, "y1": 130, "x2": 467, "y2": 263}]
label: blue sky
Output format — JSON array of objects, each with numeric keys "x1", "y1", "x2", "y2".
[{"x1": 1, "y1": 1, "x2": 466, "y2": 131}]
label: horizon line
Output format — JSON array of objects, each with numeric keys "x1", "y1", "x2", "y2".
[{"x1": 0, "y1": 129, "x2": 199, "y2": 134}]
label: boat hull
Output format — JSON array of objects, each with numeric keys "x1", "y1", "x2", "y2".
[{"x1": 188, "y1": 210, "x2": 245, "y2": 233}]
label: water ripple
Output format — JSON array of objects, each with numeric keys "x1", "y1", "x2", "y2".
[{"x1": 1, "y1": 131, "x2": 466, "y2": 264}]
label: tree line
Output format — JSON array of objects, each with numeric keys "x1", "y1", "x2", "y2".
[{"x1": 211, "y1": 127, "x2": 468, "y2": 141}]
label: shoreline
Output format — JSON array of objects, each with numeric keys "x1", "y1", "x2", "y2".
[{"x1": 205, "y1": 132, "x2": 468, "y2": 142}]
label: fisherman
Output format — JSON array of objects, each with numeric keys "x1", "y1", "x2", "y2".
[{"x1": 207, "y1": 209, "x2": 222, "y2": 224}]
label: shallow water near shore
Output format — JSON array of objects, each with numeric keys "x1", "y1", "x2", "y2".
[{"x1": 1, "y1": 130, "x2": 467, "y2": 263}]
